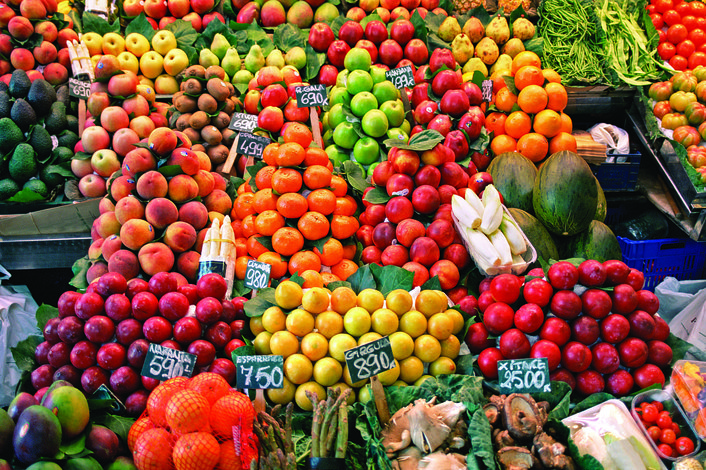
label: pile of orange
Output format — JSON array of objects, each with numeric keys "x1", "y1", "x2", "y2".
[
  {"x1": 230, "y1": 122, "x2": 360, "y2": 286},
  {"x1": 128, "y1": 373, "x2": 257, "y2": 470},
  {"x1": 486, "y1": 51, "x2": 577, "y2": 163}
]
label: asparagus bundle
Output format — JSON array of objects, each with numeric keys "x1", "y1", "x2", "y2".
[
  {"x1": 197, "y1": 216, "x2": 236, "y2": 293},
  {"x1": 250, "y1": 403, "x2": 297, "y2": 470},
  {"x1": 307, "y1": 388, "x2": 352, "y2": 460}
]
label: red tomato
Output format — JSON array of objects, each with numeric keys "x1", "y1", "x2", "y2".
[
  {"x1": 668, "y1": 24, "x2": 689, "y2": 43},
  {"x1": 655, "y1": 0, "x2": 674, "y2": 13},
  {"x1": 648, "y1": 425, "x2": 662, "y2": 441},
  {"x1": 652, "y1": 13, "x2": 665, "y2": 29},
  {"x1": 683, "y1": 14, "x2": 698, "y2": 30},
  {"x1": 657, "y1": 411, "x2": 673, "y2": 429},
  {"x1": 671, "y1": 422, "x2": 682, "y2": 436},
  {"x1": 670, "y1": 54, "x2": 689, "y2": 70},
  {"x1": 698, "y1": 42, "x2": 706, "y2": 53},
  {"x1": 660, "y1": 428, "x2": 676, "y2": 444},
  {"x1": 690, "y1": 28, "x2": 706, "y2": 46},
  {"x1": 676, "y1": 1, "x2": 692, "y2": 16},
  {"x1": 665, "y1": 9, "x2": 683, "y2": 26},
  {"x1": 688, "y1": 51, "x2": 706, "y2": 68},
  {"x1": 642, "y1": 403, "x2": 659, "y2": 422},
  {"x1": 697, "y1": 16, "x2": 706, "y2": 29},
  {"x1": 692, "y1": 0, "x2": 706, "y2": 17},
  {"x1": 675, "y1": 437, "x2": 695, "y2": 455},
  {"x1": 658, "y1": 42, "x2": 677, "y2": 60},
  {"x1": 658, "y1": 444, "x2": 674, "y2": 457},
  {"x1": 678, "y1": 39, "x2": 696, "y2": 57},
  {"x1": 654, "y1": 401, "x2": 664, "y2": 412},
  {"x1": 659, "y1": 29, "x2": 668, "y2": 43},
  {"x1": 647, "y1": 3, "x2": 657, "y2": 13}
]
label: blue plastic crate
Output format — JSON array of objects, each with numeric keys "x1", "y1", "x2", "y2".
[
  {"x1": 590, "y1": 152, "x2": 641, "y2": 191},
  {"x1": 618, "y1": 236, "x2": 706, "y2": 291}
]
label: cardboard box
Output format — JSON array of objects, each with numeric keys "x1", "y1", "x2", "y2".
[{"x1": 0, "y1": 198, "x2": 100, "y2": 237}]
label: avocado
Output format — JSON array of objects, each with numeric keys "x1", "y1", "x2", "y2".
[
  {"x1": 28, "y1": 125, "x2": 53, "y2": 163},
  {"x1": 10, "y1": 98, "x2": 37, "y2": 132},
  {"x1": 56, "y1": 85, "x2": 70, "y2": 108},
  {"x1": 57, "y1": 130, "x2": 79, "y2": 150},
  {"x1": 44, "y1": 102, "x2": 67, "y2": 135},
  {"x1": 0, "y1": 91, "x2": 9, "y2": 119},
  {"x1": 0, "y1": 117, "x2": 24, "y2": 153},
  {"x1": 0, "y1": 82, "x2": 8, "y2": 93},
  {"x1": 50, "y1": 146, "x2": 73, "y2": 164},
  {"x1": 9, "y1": 69, "x2": 31, "y2": 99},
  {"x1": 40, "y1": 164, "x2": 68, "y2": 188},
  {"x1": 27, "y1": 79, "x2": 57, "y2": 116},
  {"x1": 0, "y1": 178, "x2": 19, "y2": 200},
  {"x1": 66, "y1": 115, "x2": 78, "y2": 133},
  {"x1": 8, "y1": 143, "x2": 37, "y2": 184},
  {"x1": 23, "y1": 179, "x2": 48, "y2": 198}
]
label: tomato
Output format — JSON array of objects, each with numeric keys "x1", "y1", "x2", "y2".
[
  {"x1": 658, "y1": 444, "x2": 674, "y2": 457},
  {"x1": 683, "y1": 14, "x2": 698, "y2": 30},
  {"x1": 697, "y1": 16, "x2": 706, "y2": 30},
  {"x1": 647, "y1": 3, "x2": 657, "y2": 13},
  {"x1": 662, "y1": 112, "x2": 689, "y2": 129},
  {"x1": 689, "y1": 51, "x2": 706, "y2": 68},
  {"x1": 659, "y1": 29, "x2": 667, "y2": 43},
  {"x1": 642, "y1": 403, "x2": 659, "y2": 422},
  {"x1": 653, "y1": 100, "x2": 673, "y2": 120},
  {"x1": 654, "y1": 401, "x2": 664, "y2": 412},
  {"x1": 692, "y1": 0, "x2": 706, "y2": 18},
  {"x1": 522, "y1": 278, "x2": 553, "y2": 307},
  {"x1": 676, "y1": 0, "x2": 692, "y2": 16},
  {"x1": 678, "y1": 39, "x2": 697, "y2": 57},
  {"x1": 658, "y1": 42, "x2": 677, "y2": 60},
  {"x1": 648, "y1": 425, "x2": 662, "y2": 441},
  {"x1": 489, "y1": 274, "x2": 522, "y2": 304},
  {"x1": 651, "y1": 13, "x2": 665, "y2": 29},
  {"x1": 668, "y1": 24, "x2": 689, "y2": 43},
  {"x1": 671, "y1": 422, "x2": 682, "y2": 436},
  {"x1": 690, "y1": 28, "x2": 706, "y2": 46},
  {"x1": 664, "y1": 9, "x2": 682, "y2": 25},
  {"x1": 675, "y1": 436, "x2": 695, "y2": 455},
  {"x1": 654, "y1": 0, "x2": 673, "y2": 13},
  {"x1": 660, "y1": 428, "x2": 677, "y2": 444},
  {"x1": 670, "y1": 54, "x2": 689, "y2": 71},
  {"x1": 657, "y1": 411, "x2": 673, "y2": 429}
]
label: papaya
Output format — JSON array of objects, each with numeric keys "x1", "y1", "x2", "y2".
[
  {"x1": 562, "y1": 220, "x2": 623, "y2": 262},
  {"x1": 487, "y1": 151, "x2": 537, "y2": 214},
  {"x1": 508, "y1": 208, "x2": 560, "y2": 263}
]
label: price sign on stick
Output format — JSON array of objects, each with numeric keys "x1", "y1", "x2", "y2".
[
  {"x1": 236, "y1": 132, "x2": 270, "y2": 159},
  {"x1": 244, "y1": 259, "x2": 271, "y2": 290},
  {"x1": 344, "y1": 336, "x2": 396, "y2": 384},
  {"x1": 141, "y1": 343, "x2": 197, "y2": 381},
  {"x1": 69, "y1": 77, "x2": 92, "y2": 100},
  {"x1": 229, "y1": 112, "x2": 258, "y2": 132},
  {"x1": 498, "y1": 358, "x2": 551, "y2": 394},
  {"x1": 481, "y1": 79, "x2": 494, "y2": 102},
  {"x1": 233, "y1": 355, "x2": 284, "y2": 389},
  {"x1": 295, "y1": 84, "x2": 328, "y2": 108},
  {"x1": 385, "y1": 65, "x2": 415, "y2": 89}
]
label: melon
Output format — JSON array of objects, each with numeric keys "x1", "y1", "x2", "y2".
[
  {"x1": 487, "y1": 151, "x2": 538, "y2": 213},
  {"x1": 562, "y1": 220, "x2": 623, "y2": 262},
  {"x1": 508, "y1": 208, "x2": 560, "y2": 263},
  {"x1": 595, "y1": 177, "x2": 606, "y2": 222}
]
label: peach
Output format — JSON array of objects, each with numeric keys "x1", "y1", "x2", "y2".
[
  {"x1": 8, "y1": 16, "x2": 33, "y2": 40},
  {"x1": 178, "y1": 201, "x2": 209, "y2": 230},
  {"x1": 115, "y1": 196, "x2": 145, "y2": 225},
  {"x1": 88, "y1": 238, "x2": 105, "y2": 259},
  {"x1": 112, "y1": 128, "x2": 140, "y2": 157},
  {"x1": 429, "y1": 259, "x2": 460, "y2": 290},
  {"x1": 122, "y1": 148, "x2": 157, "y2": 177},
  {"x1": 99, "y1": 196, "x2": 115, "y2": 214},
  {"x1": 136, "y1": 171, "x2": 169, "y2": 199},
  {"x1": 138, "y1": 242, "x2": 175, "y2": 276},
  {"x1": 177, "y1": 251, "x2": 200, "y2": 283},
  {"x1": 120, "y1": 219, "x2": 155, "y2": 251},
  {"x1": 87, "y1": 261, "x2": 109, "y2": 284},
  {"x1": 42, "y1": 63, "x2": 68, "y2": 85},
  {"x1": 148, "y1": 127, "x2": 178, "y2": 156},
  {"x1": 102, "y1": 235, "x2": 123, "y2": 262},
  {"x1": 195, "y1": 228, "x2": 208, "y2": 253},
  {"x1": 109, "y1": 175, "x2": 136, "y2": 201},
  {"x1": 95, "y1": 212, "x2": 121, "y2": 239},
  {"x1": 34, "y1": 21, "x2": 57, "y2": 42},
  {"x1": 203, "y1": 189, "x2": 232, "y2": 214},
  {"x1": 32, "y1": 41, "x2": 57, "y2": 65},
  {"x1": 10, "y1": 48, "x2": 34, "y2": 71},
  {"x1": 56, "y1": 28, "x2": 78, "y2": 48},
  {"x1": 167, "y1": 174, "x2": 199, "y2": 202},
  {"x1": 20, "y1": 0, "x2": 47, "y2": 18},
  {"x1": 402, "y1": 261, "x2": 430, "y2": 287},
  {"x1": 163, "y1": 221, "x2": 197, "y2": 253},
  {"x1": 145, "y1": 197, "x2": 179, "y2": 229},
  {"x1": 0, "y1": 35, "x2": 10, "y2": 58},
  {"x1": 0, "y1": 4, "x2": 15, "y2": 29},
  {"x1": 166, "y1": 148, "x2": 200, "y2": 175},
  {"x1": 150, "y1": 112, "x2": 169, "y2": 130},
  {"x1": 192, "y1": 170, "x2": 215, "y2": 197},
  {"x1": 57, "y1": 48, "x2": 70, "y2": 70},
  {"x1": 108, "y1": 249, "x2": 140, "y2": 280},
  {"x1": 211, "y1": 172, "x2": 227, "y2": 191}
]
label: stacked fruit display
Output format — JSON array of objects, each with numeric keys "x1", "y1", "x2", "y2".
[
  {"x1": 343, "y1": 0, "x2": 445, "y2": 24},
  {"x1": 197, "y1": 32, "x2": 266, "y2": 83},
  {"x1": 32, "y1": 271, "x2": 248, "y2": 416},
  {"x1": 0, "y1": 70, "x2": 78, "y2": 201},
  {"x1": 469, "y1": 259, "x2": 672, "y2": 397},
  {"x1": 648, "y1": 0, "x2": 706, "y2": 71},
  {"x1": 122, "y1": 0, "x2": 224, "y2": 32},
  {"x1": 229, "y1": 125, "x2": 360, "y2": 285},
  {"x1": 128, "y1": 373, "x2": 256, "y2": 470},
  {"x1": 250, "y1": 282, "x2": 464, "y2": 406},
  {"x1": 232, "y1": 0, "x2": 339, "y2": 29}
]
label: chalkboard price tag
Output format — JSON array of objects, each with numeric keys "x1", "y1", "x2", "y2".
[
  {"x1": 498, "y1": 358, "x2": 551, "y2": 394},
  {"x1": 344, "y1": 336, "x2": 395, "y2": 384},
  {"x1": 244, "y1": 259, "x2": 271, "y2": 290},
  {"x1": 481, "y1": 79, "x2": 493, "y2": 102},
  {"x1": 295, "y1": 84, "x2": 328, "y2": 108},
  {"x1": 236, "y1": 132, "x2": 270, "y2": 159},
  {"x1": 385, "y1": 65, "x2": 415, "y2": 89},
  {"x1": 229, "y1": 112, "x2": 258, "y2": 132},
  {"x1": 91, "y1": 384, "x2": 126, "y2": 413},
  {"x1": 141, "y1": 343, "x2": 197, "y2": 381},
  {"x1": 69, "y1": 77, "x2": 92, "y2": 100},
  {"x1": 233, "y1": 354, "x2": 284, "y2": 389}
]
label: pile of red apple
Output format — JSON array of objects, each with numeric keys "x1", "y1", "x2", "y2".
[
  {"x1": 467, "y1": 259, "x2": 673, "y2": 397},
  {"x1": 0, "y1": 0, "x2": 74, "y2": 84},
  {"x1": 32, "y1": 271, "x2": 248, "y2": 415},
  {"x1": 342, "y1": 0, "x2": 446, "y2": 25},
  {"x1": 122, "y1": 0, "x2": 223, "y2": 32}
]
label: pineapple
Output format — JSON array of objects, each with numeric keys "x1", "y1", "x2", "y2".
[
  {"x1": 497, "y1": 0, "x2": 532, "y2": 11},
  {"x1": 453, "y1": 0, "x2": 484, "y2": 14}
]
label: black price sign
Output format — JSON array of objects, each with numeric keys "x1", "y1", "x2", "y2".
[
  {"x1": 236, "y1": 132, "x2": 270, "y2": 159},
  {"x1": 229, "y1": 112, "x2": 258, "y2": 132},
  {"x1": 344, "y1": 336, "x2": 395, "y2": 384},
  {"x1": 295, "y1": 84, "x2": 328, "y2": 108},
  {"x1": 244, "y1": 259, "x2": 271, "y2": 289},
  {"x1": 481, "y1": 79, "x2": 493, "y2": 102},
  {"x1": 141, "y1": 343, "x2": 197, "y2": 381},
  {"x1": 233, "y1": 354, "x2": 284, "y2": 389},
  {"x1": 91, "y1": 384, "x2": 125, "y2": 413},
  {"x1": 69, "y1": 77, "x2": 92, "y2": 100},
  {"x1": 386, "y1": 65, "x2": 415, "y2": 89},
  {"x1": 498, "y1": 358, "x2": 551, "y2": 394}
]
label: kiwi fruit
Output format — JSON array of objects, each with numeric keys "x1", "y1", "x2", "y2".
[
  {"x1": 201, "y1": 125, "x2": 223, "y2": 146},
  {"x1": 207, "y1": 144, "x2": 229, "y2": 165},
  {"x1": 223, "y1": 98, "x2": 236, "y2": 115},
  {"x1": 184, "y1": 65, "x2": 206, "y2": 79},
  {"x1": 211, "y1": 111, "x2": 230, "y2": 129},
  {"x1": 206, "y1": 78, "x2": 230, "y2": 102},
  {"x1": 205, "y1": 65, "x2": 226, "y2": 81},
  {"x1": 222, "y1": 128, "x2": 236, "y2": 147},
  {"x1": 174, "y1": 94, "x2": 198, "y2": 113},
  {"x1": 183, "y1": 78, "x2": 203, "y2": 95},
  {"x1": 189, "y1": 110, "x2": 210, "y2": 130},
  {"x1": 198, "y1": 93, "x2": 219, "y2": 114},
  {"x1": 226, "y1": 82, "x2": 235, "y2": 96},
  {"x1": 176, "y1": 113, "x2": 192, "y2": 131},
  {"x1": 192, "y1": 144, "x2": 207, "y2": 153},
  {"x1": 183, "y1": 127, "x2": 201, "y2": 144}
]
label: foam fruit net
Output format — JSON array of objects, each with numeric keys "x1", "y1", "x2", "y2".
[{"x1": 128, "y1": 372, "x2": 258, "y2": 470}]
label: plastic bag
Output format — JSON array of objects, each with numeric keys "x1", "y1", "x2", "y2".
[
  {"x1": 656, "y1": 277, "x2": 706, "y2": 354},
  {"x1": 588, "y1": 123, "x2": 630, "y2": 158}
]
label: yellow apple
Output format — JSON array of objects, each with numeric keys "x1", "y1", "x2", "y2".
[
  {"x1": 90, "y1": 54, "x2": 102, "y2": 70},
  {"x1": 117, "y1": 51, "x2": 139, "y2": 75},
  {"x1": 151, "y1": 30, "x2": 177, "y2": 56},
  {"x1": 125, "y1": 33, "x2": 151, "y2": 58},
  {"x1": 82, "y1": 32, "x2": 103, "y2": 57},
  {"x1": 139, "y1": 51, "x2": 164, "y2": 79},
  {"x1": 138, "y1": 76, "x2": 155, "y2": 88},
  {"x1": 102, "y1": 32, "x2": 126, "y2": 56},
  {"x1": 163, "y1": 48, "x2": 188, "y2": 76},
  {"x1": 154, "y1": 74, "x2": 179, "y2": 94}
]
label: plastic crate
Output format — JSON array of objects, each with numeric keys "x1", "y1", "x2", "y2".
[
  {"x1": 618, "y1": 236, "x2": 706, "y2": 291},
  {"x1": 590, "y1": 152, "x2": 641, "y2": 191}
]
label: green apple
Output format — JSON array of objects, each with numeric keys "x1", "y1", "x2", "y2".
[
  {"x1": 333, "y1": 122, "x2": 359, "y2": 149},
  {"x1": 367, "y1": 161, "x2": 379, "y2": 178},
  {"x1": 379, "y1": 99, "x2": 405, "y2": 127},
  {"x1": 323, "y1": 129, "x2": 334, "y2": 148},
  {"x1": 328, "y1": 103, "x2": 347, "y2": 129},
  {"x1": 370, "y1": 64, "x2": 388, "y2": 85},
  {"x1": 321, "y1": 111, "x2": 330, "y2": 132},
  {"x1": 361, "y1": 109, "x2": 389, "y2": 138},
  {"x1": 372, "y1": 80, "x2": 399, "y2": 105},
  {"x1": 344, "y1": 47, "x2": 372, "y2": 72},
  {"x1": 400, "y1": 118, "x2": 411, "y2": 135},
  {"x1": 346, "y1": 70, "x2": 373, "y2": 95},
  {"x1": 329, "y1": 86, "x2": 352, "y2": 107},
  {"x1": 326, "y1": 144, "x2": 351, "y2": 167},
  {"x1": 336, "y1": 70, "x2": 348, "y2": 88},
  {"x1": 386, "y1": 128, "x2": 409, "y2": 143},
  {"x1": 350, "y1": 91, "x2": 378, "y2": 118},
  {"x1": 353, "y1": 137, "x2": 380, "y2": 166}
]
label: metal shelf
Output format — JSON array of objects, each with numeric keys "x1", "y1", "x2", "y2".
[{"x1": 0, "y1": 232, "x2": 91, "y2": 270}]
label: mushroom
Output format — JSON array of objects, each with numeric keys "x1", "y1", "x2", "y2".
[
  {"x1": 502, "y1": 394, "x2": 542, "y2": 442},
  {"x1": 393, "y1": 446, "x2": 423, "y2": 470},
  {"x1": 443, "y1": 418, "x2": 468, "y2": 451},
  {"x1": 493, "y1": 429, "x2": 515, "y2": 448},
  {"x1": 497, "y1": 446, "x2": 535, "y2": 470},
  {"x1": 430, "y1": 401, "x2": 467, "y2": 428},
  {"x1": 536, "y1": 401, "x2": 550, "y2": 427},
  {"x1": 484, "y1": 403, "x2": 501, "y2": 426},
  {"x1": 418, "y1": 451, "x2": 467, "y2": 469},
  {"x1": 533, "y1": 432, "x2": 576, "y2": 470},
  {"x1": 381, "y1": 402, "x2": 415, "y2": 455},
  {"x1": 407, "y1": 399, "x2": 452, "y2": 453}
]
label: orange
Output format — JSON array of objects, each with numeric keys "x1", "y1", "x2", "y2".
[
  {"x1": 485, "y1": 112, "x2": 507, "y2": 136},
  {"x1": 331, "y1": 215, "x2": 359, "y2": 239},
  {"x1": 128, "y1": 416, "x2": 154, "y2": 452},
  {"x1": 331, "y1": 259, "x2": 359, "y2": 281},
  {"x1": 300, "y1": 269, "x2": 324, "y2": 288},
  {"x1": 304, "y1": 147, "x2": 331, "y2": 167},
  {"x1": 298, "y1": 211, "x2": 330, "y2": 240},
  {"x1": 342, "y1": 243, "x2": 357, "y2": 260},
  {"x1": 514, "y1": 65, "x2": 544, "y2": 90},
  {"x1": 235, "y1": 256, "x2": 252, "y2": 279},
  {"x1": 231, "y1": 219, "x2": 244, "y2": 239},
  {"x1": 288, "y1": 250, "x2": 322, "y2": 276},
  {"x1": 517, "y1": 84, "x2": 548, "y2": 114},
  {"x1": 330, "y1": 286, "x2": 357, "y2": 314},
  {"x1": 303, "y1": 165, "x2": 333, "y2": 190},
  {"x1": 504, "y1": 111, "x2": 532, "y2": 139},
  {"x1": 549, "y1": 132, "x2": 578, "y2": 154},
  {"x1": 494, "y1": 87, "x2": 518, "y2": 113},
  {"x1": 271, "y1": 227, "x2": 305, "y2": 256},
  {"x1": 133, "y1": 428, "x2": 173, "y2": 470},
  {"x1": 490, "y1": 69, "x2": 511, "y2": 93},
  {"x1": 187, "y1": 372, "x2": 231, "y2": 406},
  {"x1": 146, "y1": 377, "x2": 188, "y2": 427},
  {"x1": 262, "y1": 143, "x2": 279, "y2": 166},
  {"x1": 511, "y1": 51, "x2": 542, "y2": 74},
  {"x1": 275, "y1": 142, "x2": 306, "y2": 167},
  {"x1": 276, "y1": 192, "x2": 309, "y2": 219},
  {"x1": 255, "y1": 165, "x2": 276, "y2": 190},
  {"x1": 533, "y1": 109, "x2": 562, "y2": 138},
  {"x1": 232, "y1": 192, "x2": 255, "y2": 220},
  {"x1": 545, "y1": 82, "x2": 568, "y2": 112},
  {"x1": 307, "y1": 189, "x2": 337, "y2": 215},
  {"x1": 165, "y1": 389, "x2": 210, "y2": 434},
  {"x1": 490, "y1": 134, "x2": 517, "y2": 155},
  {"x1": 172, "y1": 432, "x2": 220, "y2": 470},
  {"x1": 234, "y1": 237, "x2": 247, "y2": 257},
  {"x1": 218, "y1": 441, "x2": 242, "y2": 470},
  {"x1": 334, "y1": 195, "x2": 358, "y2": 216},
  {"x1": 237, "y1": 182, "x2": 252, "y2": 194},
  {"x1": 241, "y1": 214, "x2": 257, "y2": 238},
  {"x1": 542, "y1": 68, "x2": 562, "y2": 84},
  {"x1": 282, "y1": 122, "x2": 313, "y2": 147},
  {"x1": 252, "y1": 188, "x2": 279, "y2": 213},
  {"x1": 517, "y1": 133, "x2": 549, "y2": 162},
  {"x1": 314, "y1": 238, "x2": 344, "y2": 266},
  {"x1": 255, "y1": 210, "x2": 285, "y2": 236},
  {"x1": 247, "y1": 235, "x2": 269, "y2": 258},
  {"x1": 271, "y1": 168, "x2": 303, "y2": 194},
  {"x1": 330, "y1": 175, "x2": 348, "y2": 197},
  {"x1": 209, "y1": 392, "x2": 256, "y2": 440},
  {"x1": 258, "y1": 251, "x2": 288, "y2": 279},
  {"x1": 321, "y1": 272, "x2": 341, "y2": 286},
  {"x1": 559, "y1": 112, "x2": 573, "y2": 133}
]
